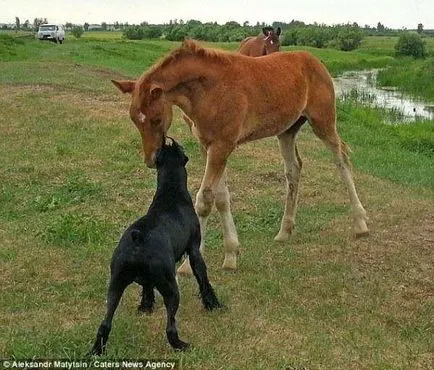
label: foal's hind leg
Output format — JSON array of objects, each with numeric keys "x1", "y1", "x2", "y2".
[
  {"x1": 310, "y1": 121, "x2": 369, "y2": 236},
  {"x1": 275, "y1": 119, "x2": 305, "y2": 241}
]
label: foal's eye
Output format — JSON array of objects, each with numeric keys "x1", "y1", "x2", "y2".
[{"x1": 150, "y1": 118, "x2": 161, "y2": 126}]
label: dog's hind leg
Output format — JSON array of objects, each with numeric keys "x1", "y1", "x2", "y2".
[
  {"x1": 138, "y1": 282, "x2": 155, "y2": 314},
  {"x1": 89, "y1": 275, "x2": 129, "y2": 355},
  {"x1": 155, "y1": 274, "x2": 189, "y2": 351},
  {"x1": 189, "y1": 247, "x2": 222, "y2": 311}
]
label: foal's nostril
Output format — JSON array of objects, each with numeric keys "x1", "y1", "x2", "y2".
[{"x1": 145, "y1": 152, "x2": 157, "y2": 168}]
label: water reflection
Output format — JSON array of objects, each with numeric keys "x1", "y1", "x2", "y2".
[{"x1": 333, "y1": 70, "x2": 434, "y2": 121}]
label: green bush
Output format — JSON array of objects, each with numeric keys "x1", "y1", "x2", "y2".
[
  {"x1": 395, "y1": 32, "x2": 427, "y2": 58},
  {"x1": 333, "y1": 26, "x2": 364, "y2": 51},
  {"x1": 71, "y1": 26, "x2": 84, "y2": 39}
]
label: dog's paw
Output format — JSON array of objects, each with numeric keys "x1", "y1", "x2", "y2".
[
  {"x1": 203, "y1": 295, "x2": 225, "y2": 311},
  {"x1": 172, "y1": 340, "x2": 190, "y2": 351},
  {"x1": 87, "y1": 345, "x2": 103, "y2": 357},
  {"x1": 138, "y1": 304, "x2": 154, "y2": 315}
]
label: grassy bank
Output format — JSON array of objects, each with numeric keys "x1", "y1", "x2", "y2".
[
  {"x1": 1, "y1": 34, "x2": 433, "y2": 369},
  {"x1": 1, "y1": 33, "x2": 395, "y2": 77},
  {"x1": 376, "y1": 57, "x2": 434, "y2": 101}
]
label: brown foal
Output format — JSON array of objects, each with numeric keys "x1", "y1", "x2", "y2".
[
  {"x1": 112, "y1": 40, "x2": 369, "y2": 273},
  {"x1": 239, "y1": 27, "x2": 282, "y2": 56}
]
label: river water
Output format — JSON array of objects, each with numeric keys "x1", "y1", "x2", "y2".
[{"x1": 333, "y1": 69, "x2": 434, "y2": 121}]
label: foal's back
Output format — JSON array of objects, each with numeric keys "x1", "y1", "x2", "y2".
[{"x1": 239, "y1": 36, "x2": 264, "y2": 56}]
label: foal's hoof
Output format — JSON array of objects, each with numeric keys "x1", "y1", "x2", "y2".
[
  {"x1": 274, "y1": 231, "x2": 289, "y2": 242},
  {"x1": 222, "y1": 254, "x2": 237, "y2": 271},
  {"x1": 177, "y1": 260, "x2": 193, "y2": 276},
  {"x1": 355, "y1": 230, "x2": 370, "y2": 239},
  {"x1": 354, "y1": 219, "x2": 369, "y2": 238}
]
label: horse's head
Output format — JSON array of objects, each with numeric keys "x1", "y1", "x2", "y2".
[
  {"x1": 262, "y1": 27, "x2": 281, "y2": 54},
  {"x1": 111, "y1": 79, "x2": 173, "y2": 168}
]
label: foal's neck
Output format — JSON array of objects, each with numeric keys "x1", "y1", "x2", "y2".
[{"x1": 149, "y1": 57, "x2": 222, "y2": 113}]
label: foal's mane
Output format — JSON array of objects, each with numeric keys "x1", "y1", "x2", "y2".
[{"x1": 143, "y1": 39, "x2": 232, "y2": 79}]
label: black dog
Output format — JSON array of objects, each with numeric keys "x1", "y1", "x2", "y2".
[{"x1": 89, "y1": 138, "x2": 222, "y2": 354}]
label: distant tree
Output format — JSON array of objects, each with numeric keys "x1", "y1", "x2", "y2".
[
  {"x1": 186, "y1": 19, "x2": 202, "y2": 27},
  {"x1": 23, "y1": 19, "x2": 29, "y2": 29},
  {"x1": 33, "y1": 18, "x2": 47, "y2": 29},
  {"x1": 83, "y1": 22, "x2": 89, "y2": 31},
  {"x1": 395, "y1": 32, "x2": 427, "y2": 58},
  {"x1": 65, "y1": 22, "x2": 73, "y2": 30},
  {"x1": 101, "y1": 22, "x2": 107, "y2": 30},
  {"x1": 377, "y1": 22, "x2": 385, "y2": 32},
  {"x1": 417, "y1": 23, "x2": 424, "y2": 34},
  {"x1": 71, "y1": 26, "x2": 84, "y2": 39},
  {"x1": 15, "y1": 16, "x2": 20, "y2": 30},
  {"x1": 333, "y1": 24, "x2": 364, "y2": 51},
  {"x1": 224, "y1": 21, "x2": 241, "y2": 28}
]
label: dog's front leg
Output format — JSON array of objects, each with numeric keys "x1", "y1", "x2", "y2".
[{"x1": 189, "y1": 248, "x2": 223, "y2": 310}]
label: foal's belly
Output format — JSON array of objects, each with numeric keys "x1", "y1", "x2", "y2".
[{"x1": 237, "y1": 114, "x2": 300, "y2": 144}]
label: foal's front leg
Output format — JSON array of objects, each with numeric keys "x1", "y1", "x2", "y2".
[{"x1": 178, "y1": 143, "x2": 237, "y2": 274}]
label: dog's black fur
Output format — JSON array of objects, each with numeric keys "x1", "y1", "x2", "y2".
[{"x1": 89, "y1": 138, "x2": 222, "y2": 354}]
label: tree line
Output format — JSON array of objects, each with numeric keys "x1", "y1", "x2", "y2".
[{"x1": 7, "y1": 17, "x2": 431, "y2": 55}]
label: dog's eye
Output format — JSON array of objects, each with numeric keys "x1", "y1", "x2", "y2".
[{"x1": 150, "y1": 118, "x2": 161, "y2": 126}]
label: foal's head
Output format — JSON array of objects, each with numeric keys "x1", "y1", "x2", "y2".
[
  {"x1": 262, "y1": 27, "x2": 282, "y2": 54},
  {"x1": 111, "y1": 79, "x2": 172, "y2": 168}
]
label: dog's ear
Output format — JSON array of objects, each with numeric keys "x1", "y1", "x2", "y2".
[{"x1": 131, "y1": 229, "x2": 144, "y2": 245}]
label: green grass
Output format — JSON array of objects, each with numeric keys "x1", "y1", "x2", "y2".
[
  {"x1": 377, "y1": 57, "x2": 434, "y2": 101},
  {"x1": 1, "y1": 34, "x2": 433, "y2": 369}
]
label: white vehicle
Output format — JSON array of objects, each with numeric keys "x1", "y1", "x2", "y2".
[{"x1": 37, "y1": 24, "x2": 65, "y2": 43}]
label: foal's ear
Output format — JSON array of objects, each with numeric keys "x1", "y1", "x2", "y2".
[
  {"x1": 150, "y1": 84, "x2": 163, "y2": 101},
  {"x1": 111, "y1": 79, "x2": 136, "y2": 94},
  {"x1": 276, "y1": 27, "x2": 282, "y2": 36},
  {"x1": 262, "y1": 27, "x2": 270, "y2": 36}
]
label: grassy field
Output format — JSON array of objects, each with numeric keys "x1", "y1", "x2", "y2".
[{"x1": 0, "y1": 34, "x2": 433, "y2": 369}]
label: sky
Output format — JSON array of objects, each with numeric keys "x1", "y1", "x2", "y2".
[{"x1": 0, "y1": 0, "x2": 433, "y2": 29}]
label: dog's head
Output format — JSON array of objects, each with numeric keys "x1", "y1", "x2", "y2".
[{"x1": 155, "y1": 137, "x2": 189, "y2": 169}]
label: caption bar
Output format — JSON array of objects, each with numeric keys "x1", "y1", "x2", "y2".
[{"x1": 1, "y1": 360, "x2": 178, "y2": 370}]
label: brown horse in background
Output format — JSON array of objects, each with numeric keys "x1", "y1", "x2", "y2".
[
  {"x1": 239, "y1": 27, "x2": 281, "y2": 56},
  {"x1": 112, "y1": 40, "x2": 369, "y2": 274}
]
